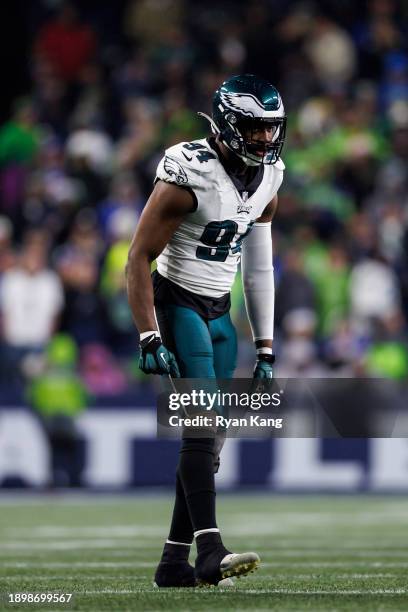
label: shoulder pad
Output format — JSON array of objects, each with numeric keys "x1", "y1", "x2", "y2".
[
  {"x1": 155, "y1": 140, "x2": 217, "y2": 187},
  {"x1": 167, "y1": 140, "x2": 216, "y2": 171},
  {"x1": 157, "y1": 154, "x2": 190, "y2": 186}
]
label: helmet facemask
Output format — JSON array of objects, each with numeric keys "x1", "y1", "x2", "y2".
[{"x1": 230, "y1": 117, "x2": 286, "y2": 166}]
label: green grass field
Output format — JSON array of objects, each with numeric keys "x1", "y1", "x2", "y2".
[{"x1": 1, "y1": 494, "x2": 408, "y2": 611}]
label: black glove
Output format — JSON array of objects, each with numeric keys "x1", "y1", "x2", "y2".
[
  {"x1": 253, "y1": 353, "x2": 275, "y2": 379},
  {"x1": 139, "y1": 334, "x2": 180, "y2": 377}
]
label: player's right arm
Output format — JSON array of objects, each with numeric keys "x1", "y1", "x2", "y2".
[{"x1": 126, "y1": 179, "x2": 194, "y2": 375}]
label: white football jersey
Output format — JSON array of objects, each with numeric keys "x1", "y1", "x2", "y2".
[{"x1": 155, "y1": 138, "x2": 284, "y2": 298}]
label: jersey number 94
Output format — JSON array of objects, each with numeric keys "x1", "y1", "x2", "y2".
[{"x1": 196, "y1": 220, "x2": 254, "y2": 262}]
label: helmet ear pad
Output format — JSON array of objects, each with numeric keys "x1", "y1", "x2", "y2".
[{"x1": 219, "y1": 122, "x2": 245, "y2": 156}]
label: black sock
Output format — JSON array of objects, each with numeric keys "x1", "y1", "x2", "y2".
[
  {"x1": 196, "y1": 531, "x2": 229, "y2": 557},
  {"x1": 178, "y1": 437, "x2": 217, "y2": 532},
  {"x1": 160, "y1": 541, "x2": 190, "y2": 564},
  {"x1": 168, "y1": 470, "x2": 194, "y2": 544}
]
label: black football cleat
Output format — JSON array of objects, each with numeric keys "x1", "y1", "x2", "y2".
[
  {"x1": 153, "y1": 561, "x2": 196, "y2": 588},
  {"x1": 195, "y1": 548, "x2": 260, "y2": 586}
]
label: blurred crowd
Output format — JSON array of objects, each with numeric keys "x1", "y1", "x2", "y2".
[{"x1": 0, "y1": 0, "x2": 408, "y2": 408}]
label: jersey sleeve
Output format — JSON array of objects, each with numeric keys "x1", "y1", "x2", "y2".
[{"x1": 155, "y1": 142, "x2": 205, "y2": 193}]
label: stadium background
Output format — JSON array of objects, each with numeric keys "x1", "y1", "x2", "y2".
[{"x1": 0, "y1": 0, "x2": 407, "y2": 491}]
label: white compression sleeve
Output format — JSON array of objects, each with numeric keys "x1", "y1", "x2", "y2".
[{"x1": 241, "y1": 222, "x2": 275, "y2": 342}]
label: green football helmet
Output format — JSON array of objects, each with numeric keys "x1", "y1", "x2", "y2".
[{"x1": 200, "y1": 74, "x2": 286, "y2": 166}]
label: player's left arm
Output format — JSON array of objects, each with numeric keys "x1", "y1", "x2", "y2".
[{"x1": 241, "y1": 195, "x2": 278, "y2": 379}]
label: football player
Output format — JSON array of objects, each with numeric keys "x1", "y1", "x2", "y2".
[{"x1": 127, "y1": 74, "x2": 286, "y2": 587}]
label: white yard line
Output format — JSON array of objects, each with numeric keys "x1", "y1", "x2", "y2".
[
  {"x1": 236, "y1": 588, "x2": 408, "y2": 595},
  {"x1": 4, "y1": 574, "x2": 150, "y2": 581},
  {"x1": 76, "y1": 587, "x2": 407, "y2": 595},
  {"x1": 3, "y1": 560, "x2": 408, "y2": 570},
  {"x1": 0, "y1": 540, "x2": 161, "y2": 551},
  {"x1": 263, "y1": 561, "x2": 408, "y2": 568},
  {"x1": 4, "y1": 526, "x2": 164, "y2": 537},
  {"x1": 223, "y1": 524, "x2": 408, "y2": 536},
  {"x1": 2, "y1": 524, "x2": 408, "y2": 540},
  {"x1": 0, "y1": 549, "x2": 157, "y2": 558},
  {"x1": 1, "y1": 561, "x2": 155, "y2": 568},
  {"x1": 3, "y1": 540, "x2": 408, "y2": 558},
  {"x1": 236, "y1": 573, "x2": 404, "y2": 580},
  {"x1": 3, "y1": 572, "x2": 402, "y2": 581}
]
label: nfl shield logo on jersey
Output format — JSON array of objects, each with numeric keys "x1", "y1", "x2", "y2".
[{"x1": 237, "y1": 191, "x2": 252, "y2": 214}]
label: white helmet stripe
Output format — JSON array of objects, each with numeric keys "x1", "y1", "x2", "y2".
[{"x1": 261, "y1": 108, "x2": 285, "y2": 118}]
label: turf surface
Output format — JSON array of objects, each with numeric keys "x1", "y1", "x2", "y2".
[{"x1": 1, "y1": 494, "x2": 408, "y2": 611}]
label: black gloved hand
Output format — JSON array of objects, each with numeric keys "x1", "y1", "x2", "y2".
[
  {"x1": 139, "y1": 334, "x2": 180, "y2": 377},
  {"x1": 253, "y1": 353, "x2": 275, "y2": 379}
]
